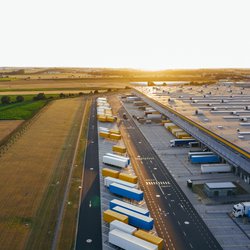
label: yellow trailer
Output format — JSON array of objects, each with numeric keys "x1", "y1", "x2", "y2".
[
  {"x1": 168, "y1": 126, "x2": 179, "y2": 133},
  {"x1": 133, "y1": 230, "x2": 163, "y2": 250},
  {"x1": 106, "y1": 116, "x2": 115, "y2": 123},
  {"x1": 112, "y1": 145, "x2": 126, "y2": 154},
  {"x1": 98, "y1": 115, "x2": 107, "y2": 122},
  {"x1": 110, "y1": 129, "x2": 121, "y2": 135},
  {"x1": 99, "y1": 131, "x2": 110, "y2": 138},
  {"x1": 110, "y1": 134, "x2": 121, "y2": 140},
  {"x1": 102, "y1": 168, "x2": 120, "y2": 178},
  {"x1": 103, "y1": 210, "x2": 128, "y2": 223},
  {"x1": 119, "y1": 173, "x2": 138, "y2": 184}
]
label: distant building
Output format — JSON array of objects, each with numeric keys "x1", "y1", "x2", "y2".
[{"x1": 204, "y1": 182, "x2": 236, "y2": 197}]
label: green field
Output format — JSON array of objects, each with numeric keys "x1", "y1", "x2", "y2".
[{"x1": 0, "y1": 94, "x2": 57, "y2": 120}]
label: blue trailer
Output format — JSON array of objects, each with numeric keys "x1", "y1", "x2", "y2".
[
  {"x1": 170, "y1": 139, "x2": 197, "y2": 147},
  {"x1": 112, "y1": 206, "x2": 154, "y2": 230},
  {"x1": 110, "y1": 199, "x2": 150, "y2": 216},
  {"x1": 109, "y1": 183, "x2": 144, "y2": 201},
  {"x1": 190, "y1": 155, "x2": 221, "y2": 164}
]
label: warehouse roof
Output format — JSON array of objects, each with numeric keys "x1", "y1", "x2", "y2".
[{"x1": 205, "y1": 182, "x2": 236, "y2": 189}]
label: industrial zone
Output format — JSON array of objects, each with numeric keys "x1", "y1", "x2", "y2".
[{"x1": 75, "y1": 82, "x2": 250, "y2": 250}]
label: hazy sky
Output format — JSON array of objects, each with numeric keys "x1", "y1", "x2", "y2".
[{"x1": 1, "y1": 0, "x2": 250, "y2": 69}]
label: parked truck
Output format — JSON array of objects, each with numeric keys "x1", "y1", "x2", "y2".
[
  {"x1": 190, "y1": 155, "x2": 221, "y2": 164},
  {"x1": 170, "y1": 139, "x2": 196, "y2": 147},
  {"x1": 103, "y1": 155, "x2": 128, "y2": 168},
  {"x1": 232, "y1": 202, "x2": 250, "y2": 217}
]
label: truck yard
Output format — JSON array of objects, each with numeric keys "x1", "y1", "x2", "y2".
[{"x1": 117, "y1": 87, "x2": 250, "y2": 250}]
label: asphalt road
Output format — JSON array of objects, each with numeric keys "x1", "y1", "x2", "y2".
[
  {"x1": 75, "y1": 100, "x2": 102, "y2": 250},
  {"x1": 119, "y1": 102, "x2": 222, "y2": 250}
]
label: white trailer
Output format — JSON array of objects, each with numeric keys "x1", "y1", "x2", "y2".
[
  {"x1": 109, "y1": 229, "x2": 157, "y2": 250},
  {"x1": 104, "y1": 177, "x2": 137, "y2": 188},
  {"x1": 146, "y1": 114, "x2": 162, "y2": 120},
  {"x1": 105, "y1": 153, "x2": 130, "y2": 165},
  {"x1": 201, "y1": 164, "x2": 232, "y2": 174},
  {"x1": 164, "y1": 122, "x2": 175, "y2": 129},
  {"x1": 99, "y1": 127, "x2": 110, "y2": 133},
  {"x1": 110, "y1": 220, "x2": 137, "y2": 235},
  {"x1": 103, "y1": 155, "x2": 128, "y2": 168}
]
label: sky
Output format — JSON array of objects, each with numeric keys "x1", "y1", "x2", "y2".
[{"x1": 1, "y1": 0, "x2": 250, "y2": 70}]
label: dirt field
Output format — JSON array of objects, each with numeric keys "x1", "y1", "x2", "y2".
[
  {"x1": 0, "y1": 79, "x2": 129, "y2": 91},
  {"x1": 0, "y1": 97, "x2": 85, "y2": 250},
  {"x1": 0, "y1": 120, "x2": 24, "y2": 142}
]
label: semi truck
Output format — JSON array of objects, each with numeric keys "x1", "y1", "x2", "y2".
[
  {"x1": 103, "y1": 155, "x2": 128, "y2": 168},
  {"x1": 170, "y1": 139, "x2": 196, "y2": 147},
  {"x1": 190, "y1": 155, "x2": 221, "y2": 164},
  {"x1": 109, "y1": 183, "x2": 143, "y2": 201},
  {"x1": 232, "y1": 202, "x2": 250, "y2": 217},
  {"x1": 201, "y1": 164, "x2": 231, "y2": 174}
]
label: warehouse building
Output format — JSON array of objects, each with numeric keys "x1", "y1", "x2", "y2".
[{"x1": 204, "y1": 182, "x2": 236, "y2": 197}]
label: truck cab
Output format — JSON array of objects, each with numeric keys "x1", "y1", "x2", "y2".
[
  {"x1": 232, "y1": 202, "x2": 250, "y2": 217},
  {"x1": 232, "y1": 203, "x2": 244, "y2": 217}
]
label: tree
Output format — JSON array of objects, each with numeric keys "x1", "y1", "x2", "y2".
[
  {"x1": 94, "y1": 90, "x2": 99, "y2": 94},
  {"x1": 33, "y1": 93, "x2": 46, "y2": 101},
  {"x1": 1, "y1": 96, "x2": 10, "y2": 104},
  {"x1": 59, "y1": 93, "x2": 65, "y2": 98},
  {"x1": 16, "y1": 95, "x2": 24, "y2": 102},
  {"x1": 79, "y1": 92, "x2": 84, "y2": 96}
]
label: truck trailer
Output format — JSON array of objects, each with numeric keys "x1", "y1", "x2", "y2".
[
  {"x1": 110, "y1": 199, "x2": 150, "y2": 216},
  {"x1": 170, "y1": 139, "x2": 196, "y2": 147},
  {"x1": 105, "y1": 153, "x2": 130, "y2": 165},
  {"x1": 103, "y1": 155, "x2": 128, "y2": 168},
  {"x1": 112, "y1": 206, "x2": 154, "y2": 230},
  {"x1": 190, "y1": 155, "x2": 221, "y2": 164},
  {"x1": 201, "y1": 164, "x2": 231, "y2": 174},
  {"x1": 104, "y1": 177, "x2": 137, "y2": 188},
  {"x1": 110, "y1": 220, "x2": 137, "y2": 235},
  {"x1": 109, "y1": 183, "x2": 143, "y2": 201},
  {"x1": 109, "y1": 229, "x2": 157, "y2": 250},
  {"x1": 188, "y1": 151, "x2": 215, "y2": 159}
]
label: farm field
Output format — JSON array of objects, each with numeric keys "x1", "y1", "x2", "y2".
[
  {"x1": 0, "y1": 97, "x2": 85, "y2": 250},
  {"x1": 0, "y1": 79, "x2": 129, "y2": 92},
  {"x1": 0, "y1": 94, "x2": 68, "y2": 120},
  {"x1": 0, "y1": 120, "x2": 24, "y2": 142}
]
